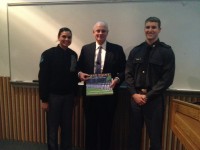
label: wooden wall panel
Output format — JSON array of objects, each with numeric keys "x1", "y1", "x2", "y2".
[
  {"x1": 0, "y1": 77, "x2": 5, "y2": 139},
  {"x1": 0, "y1": 76, "x2": 200, "y2": 150},
  {"x1": 171, "y1": 99, "x2": 200, "y2": 150},
  {"x1": 0, "y1": 77, "x2": 12, "y2": 140}
]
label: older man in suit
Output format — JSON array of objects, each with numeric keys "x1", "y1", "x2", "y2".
[{"x1": 78, "y1": 21, "x2": 126, "y2": 150}]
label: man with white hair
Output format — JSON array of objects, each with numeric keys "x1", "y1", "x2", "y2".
[{"x1": 78, "y1": 21, "x2": 126, "y2": 150}]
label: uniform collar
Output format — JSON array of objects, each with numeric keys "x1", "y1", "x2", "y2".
[
  {"x1": 145, "y1": 39, "x2": 160, "y2": 48},
  {"x1": 57, "y1": 44, "x2": 68, "y2": 51}
]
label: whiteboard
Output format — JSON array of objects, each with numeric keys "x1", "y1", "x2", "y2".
[{"x1": 8, "y1": 1, "x2": 200, "y2": 90}]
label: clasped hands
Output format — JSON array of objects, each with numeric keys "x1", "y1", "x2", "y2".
[{"x1": 132, "y1": 93, "x2": 147, "y2": 106}]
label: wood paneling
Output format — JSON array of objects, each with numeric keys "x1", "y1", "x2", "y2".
[{"x1": 171, "y1": 99, "x2": 200, "y2": 150}]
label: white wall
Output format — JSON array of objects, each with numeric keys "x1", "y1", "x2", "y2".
[
  {"x1": 0, "y1": 0, "x2": 93, "y2": 76},
  {"x1": 0, "y1": 1, "x2": 10, "y2": 76}
]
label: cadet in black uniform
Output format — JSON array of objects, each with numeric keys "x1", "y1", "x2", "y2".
[
  {"x1": 125, "y1": 17, "x2": 175, "y2": 150},
  {"x1": 38, "y1": 27, "x2": 78, "y2": 150}
]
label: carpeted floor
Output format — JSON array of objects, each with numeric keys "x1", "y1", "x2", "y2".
[
  {"x1": 0, "y1": 140, "x2": 47, "y2": 150},
  {"x1": 0, "y1": 140, "x2": 83, "y2": 150}
]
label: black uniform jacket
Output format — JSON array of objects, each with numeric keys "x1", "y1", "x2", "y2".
[
  {"x1": 125, "y1": 40, "x2": 175, "y2": 100},
  {"x1": 38, "y1": 45, "x2": 78, "y2": 102},
  {"x1": 77, "y1": 41, "x2": 126, "y2": 90}
]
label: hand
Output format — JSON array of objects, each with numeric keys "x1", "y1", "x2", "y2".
[
  {"x1": 141, "y1": 94, "x2": 147, "y2": 102},
  {"x1": 131, "y1": 94, "x2": 147, "y2": 106},
  {"x1": 79, "y1": 72, "x2": 90, "y2": 81},
  {"x1": 110, "y1": 78, "x2": 119, "y2": 89},
  {"x1": 41, "y1": 102, "x2": 49, "y2": 111}
]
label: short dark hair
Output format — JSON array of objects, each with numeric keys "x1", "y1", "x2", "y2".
[
  {"x1": 58, "y1": 27, "x2": 72, "y2": 38},
  {"x1": 145, "y1": 17, "x2": 161, "y2": 29}
]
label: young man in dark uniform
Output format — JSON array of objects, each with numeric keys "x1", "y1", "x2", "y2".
[{"x1": 125, "y1": 17, "x2": 175, "y2": 150}]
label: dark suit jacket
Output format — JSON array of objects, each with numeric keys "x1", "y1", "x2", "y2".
[{"x1": 78, "y1": 41, "x2": 126, "y2": 89}]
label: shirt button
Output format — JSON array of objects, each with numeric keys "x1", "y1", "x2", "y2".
[{"x1": 142, "y1": 70, "x2": 145, "y2": 73}]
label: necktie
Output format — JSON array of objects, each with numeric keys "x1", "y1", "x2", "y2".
[{"x1": 95, "y1": 46, "x2": 102, "y2": 74}]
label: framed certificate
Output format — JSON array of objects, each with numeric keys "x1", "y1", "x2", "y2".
[{"x1": 86, "y1": 73, "x2": 113, "y2": 96}]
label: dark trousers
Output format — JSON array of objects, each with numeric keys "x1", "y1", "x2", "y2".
[
  {"x1": 47, "y1": 94, "x2": 74, "y2": 150},
  {"x1": 128, "y1": 95, "x2": 164, "y2": 150},
  {"x1": 84, "y1": 95, "x2": 117, "y2": 150}
]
